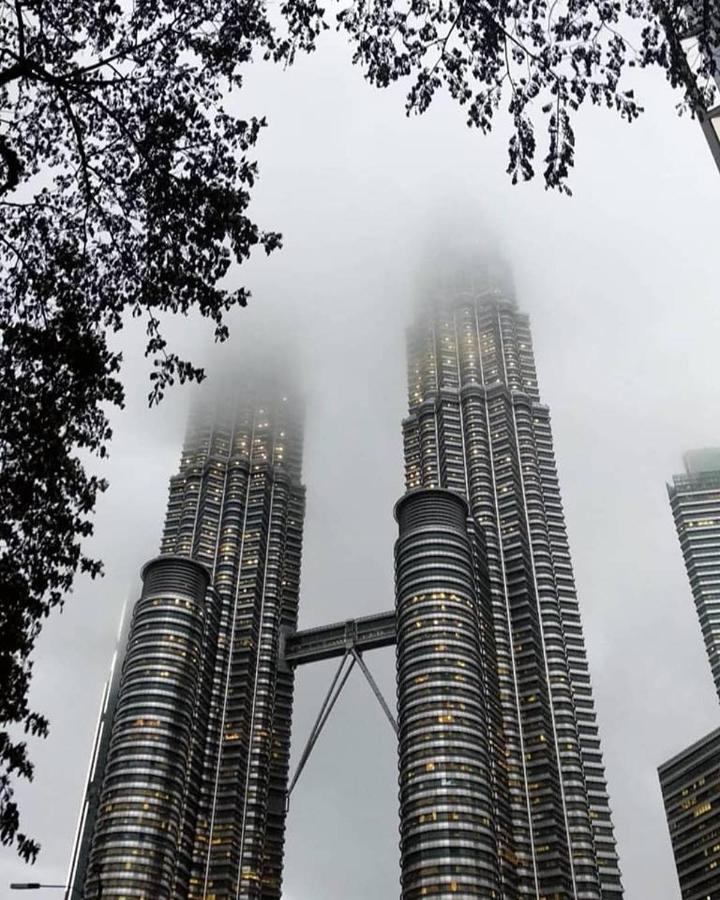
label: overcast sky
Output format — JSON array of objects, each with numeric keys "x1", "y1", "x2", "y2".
[{"x1": 2, "y1": 24, "x2": 720, "y2": 900}]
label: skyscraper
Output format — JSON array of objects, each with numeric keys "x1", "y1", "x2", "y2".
[
  {"x1": 67, "y1": 383, "x2": 306, "y2": 900},
  {"x1": 658, "y1": 727, "x2": 720, "y2": 900},
  {"x1": 659, "y1": 449, "x2": 720, "y2": 899},
  {"x1": 667, "y1": 448, "x2": 720, "y2": 700},
  {"x1": 401, "y1": 277, "x2": 623, "y2": 897}
]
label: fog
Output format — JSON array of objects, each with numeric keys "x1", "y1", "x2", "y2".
[{"x1": 1, "y1": 26, "x2": 719, "y2": 900}]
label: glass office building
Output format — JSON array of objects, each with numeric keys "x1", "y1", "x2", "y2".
[
  {"x1": 660, "y1": 449, "x2": 720, "y2": 899},
  {"x1": 659, "y1": 727, "x2": 720, "y2": 900}
]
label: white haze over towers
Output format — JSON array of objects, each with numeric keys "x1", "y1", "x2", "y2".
[{"x1": 0, "y1": 24, "x2": 718, "y2": 900}]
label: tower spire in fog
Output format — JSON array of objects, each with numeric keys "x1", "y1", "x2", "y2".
[
  {"x1": 67, "y1": 384, "x2": 306, "y2": 899},
  {"x1": 400, "y1": 282, "x2": 623, "y2": 897}
]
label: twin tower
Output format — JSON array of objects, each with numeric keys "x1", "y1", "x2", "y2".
[{"x1": 67, "y1": 284, "x2": 624, "y2": 899}]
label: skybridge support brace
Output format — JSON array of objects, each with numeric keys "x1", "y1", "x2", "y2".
[{"x1": 282, "y1": 612, "x2": 398, "y2": 800}]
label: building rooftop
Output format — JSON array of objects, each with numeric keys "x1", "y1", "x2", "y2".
[{"x1": 659, "y1": 725, "x2": 720, "y2": 776}]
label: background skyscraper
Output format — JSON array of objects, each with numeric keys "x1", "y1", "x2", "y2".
[
  {"x1": 658, "y1": 726, "x2": 720, "y2": 900},
  {"x1": 68, "y1": 381, "x2": 306, "y2": 900},
  {"x1": 401, "y1": 273, "x2": 623, "y2": 897},
  {"x1": 658, "y1": 448, "x2": 720, "y2": 899},
  {"x1": 668, "y1": 448, "x2": 720, "y2": 700}
]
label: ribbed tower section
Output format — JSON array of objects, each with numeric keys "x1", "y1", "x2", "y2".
[
  {"x1": 83, "y1": 556, "x2": 217, "y2": 899},
  {"x1": 159, "y1": 389, "x2": 305, "y2": 900},
  {"x1": 394, "y1": 489, "x2": 501, "y2": 898},
  {"x1": 402, "y1": 284, "x2": 622, "y2": 898}
]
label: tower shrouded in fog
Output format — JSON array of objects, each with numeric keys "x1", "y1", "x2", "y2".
[
  {"x1": 69, "y1": 381, "x2": 306, "y2": 900},
  {"x1": 400, "y1": 273, "x2": 623, "y2": 897},
  {"x1": 159, "y1": 388, "x2": 305, "y2": 899}
]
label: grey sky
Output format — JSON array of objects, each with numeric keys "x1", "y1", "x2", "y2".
[{"x1": 2, "y1": 27, "x2": 719, "y2": 900}]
